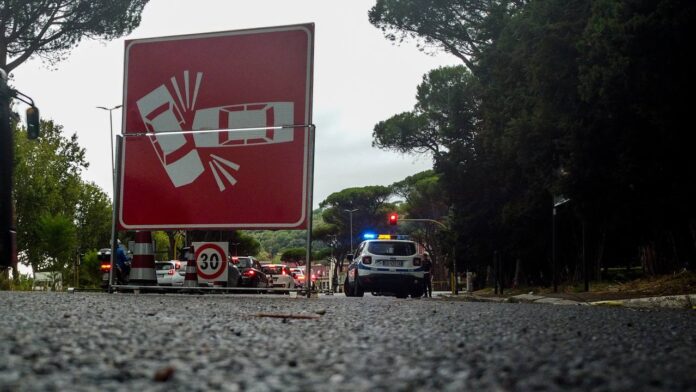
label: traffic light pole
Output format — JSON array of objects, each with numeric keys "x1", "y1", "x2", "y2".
[
  {"x1": 0, "y1": 72, "x2": 15, "y2": 268},
  {"x1": 1, "y1": 71, "x2": 40, "y2": 269}
]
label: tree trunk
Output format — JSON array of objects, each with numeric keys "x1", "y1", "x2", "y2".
[
  {"x1": 595, "y1": 228, "x2": 607, "y2": 281},
  {"x1": 12, "y1": 260, "x2": 19, "y2": 283},
  {"x1": 668, "y1": 231, "x2": 681, "y2": 272},
  {"x1": 485, "y1": 265, "x2": 493, "y2": 288},
  {"x1": 512, "y1": 258, "x2": 522, "y2": 288},
  {"x1": 166, "y1": 231, "x2": 176, "y2": 260},
  {"x1": 640, "y1": 242, "x2": 657, "y2": 276},
  {"x1": 689, "y1": 219, "x2": 696, "y2": 271}
]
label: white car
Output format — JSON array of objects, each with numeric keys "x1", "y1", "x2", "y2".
[
  {"x1": 261, "y1": 264, "x2": 296, "y2": 292},
  {"x1": 155, "y1": 260, "x2": 186, "y2": 286},
  {"x1": 344, "y1": 239, "x2": 425, "y2": 298},
  {"x1": 290, "y1": 268, "x2": 306, "y2": 288}
]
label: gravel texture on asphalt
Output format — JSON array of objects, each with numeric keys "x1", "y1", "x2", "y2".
[{"x1": 0, "y1": 291, "x2": 694, "y2": 391}]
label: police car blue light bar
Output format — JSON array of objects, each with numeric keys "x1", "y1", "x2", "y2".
[{"x1": 362, "y1": 233, "x2": 377, "y2": 240}]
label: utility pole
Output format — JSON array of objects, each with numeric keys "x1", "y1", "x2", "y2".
[
  {"x1": 552, "y1": 196, "x2": 569, "y2": 293},
  {"x1": 96, "y1": 105, "x2": 122, "y2": 196},
  {"x1": 344, "y1": 208, "x2": 359, "y2": 254}
]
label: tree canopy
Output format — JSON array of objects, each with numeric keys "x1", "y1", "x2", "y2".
[
  {"x1": 319, "y1": 185, "x2": 397, "y2": 254},
  {"x1": 0, "y1": 0, "x2": 149, "y2": 72},
  {"x1": 369, "y1": 0, "x2": 525, "y2": 72}
]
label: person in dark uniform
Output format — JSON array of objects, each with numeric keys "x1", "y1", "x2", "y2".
[
  {"x1": 422, "y1": 252, "x2": 432, "y2": 298},
  {"x1": 114, "y1": 240, "x2": 131, "y2": 284}
]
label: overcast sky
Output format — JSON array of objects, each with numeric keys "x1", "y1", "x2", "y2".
[{"x1": 11, "y1": 0, "x2": 460, "y2": 207}]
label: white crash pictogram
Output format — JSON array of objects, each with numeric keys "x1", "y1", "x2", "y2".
[{"x1": 136, "y1": 70, "x2": 294, "y2": 191}]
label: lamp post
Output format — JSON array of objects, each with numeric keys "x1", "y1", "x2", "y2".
[
  {"x1": 552, "y1": 195, "x2": 570, "y2": 293},
  {"x1": 96, "y1": 105, "x2": 122, "y2": 191},
  {"x1": 230, "y1": 242, "x2": 240, "y2": 256},
  {"x1": 344, "y1": 208, "x2": 359, "y2": 254}
]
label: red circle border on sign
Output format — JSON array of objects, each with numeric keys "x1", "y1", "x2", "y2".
[{"x1": 194, "y1": 243, "x2": 227, "y2": 280}]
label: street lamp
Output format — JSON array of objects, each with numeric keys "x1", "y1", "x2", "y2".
[
  {"x1": 344, "y1": 208, "x2": 359, "y2": 254},
  {"x1": 230, "y1": 242, "x2": 240, "y2": 256},
  {"x1": 96, "y1": 105, "x2": 122, "y2": 190},
  {"x1": 552, "y1": 195, "x2": 570, "y2": 293}
]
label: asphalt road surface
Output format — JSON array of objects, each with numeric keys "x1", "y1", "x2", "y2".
[{"x1": 0, "y1": 291, "x2": 694, "y2": 391}]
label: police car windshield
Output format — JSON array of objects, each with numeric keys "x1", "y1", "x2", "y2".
[{"x1": 367, "y1": 241, "x2": 416, "y2": 256}]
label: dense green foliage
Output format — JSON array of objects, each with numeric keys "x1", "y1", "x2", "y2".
[
  {"x1": 248, "y1": 230, "x2": 306, "y2": 260},
  {"x1": 13, "y1": 121, "x2": 112, "y2": 282},
  {"x1": 370, "y1": 0, "x2": 695, "y2": 285},
  {"x1": 186, "y1": 230, "x2": 261, "y2": 258}
]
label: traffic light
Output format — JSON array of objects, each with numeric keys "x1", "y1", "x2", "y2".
[
  {"x1": 388, "y1": 213, "x2": 398, "y2": 225},
  {"x1": 26, "y1": 106, "x2": 40, "y2": 139}
]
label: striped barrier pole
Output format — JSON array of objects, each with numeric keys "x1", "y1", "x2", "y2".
[
  {"x1": 183, "y1": 246, "x2": 199, "y2": 288},
  {"x1": 129, "y1": 231, "x2": 157, "y2": 286}
]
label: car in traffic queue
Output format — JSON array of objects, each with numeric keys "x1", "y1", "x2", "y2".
[
  {"x1": 344, "y1": 236, "x2": 425, "y2": 298},
  {"x1": 98, "y1": 248, "x2": 112, "y2": 290},
  {"x1": 155, "y1": 260, "x2": 185, "y2": 286},
  {"x1": 231, "y1": 256, "x2": 271, "y2": 292},
  {"x1": 290, "y1": 268, "x2": 306, "y2": 288},
  {"x1": 261, "y1": 264, "x2": 296, "y2": 292},
  {"x1": 289, "y1": 267, "x2": 317, "y2": 289}
]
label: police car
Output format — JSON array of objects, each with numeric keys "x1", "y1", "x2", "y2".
[{"x1": 344, "y1": 236, "x2": 425, "y2": 298}]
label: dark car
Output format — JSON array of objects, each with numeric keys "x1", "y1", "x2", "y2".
[
  {"x1": 98, "y1": 248, "x2": 112, "y2": 290},
  {"x1": 231, "y1": 256, "x2": 270, "y2": 292}
]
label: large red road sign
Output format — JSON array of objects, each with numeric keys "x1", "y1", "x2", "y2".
[{"x1": 119, "y1": 24, "x2": 314, "y2": 229}]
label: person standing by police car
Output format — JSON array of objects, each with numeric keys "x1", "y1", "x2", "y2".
[
  {"x1": 422, "y1": 252, "x2": 432, "y2": 298},
  {"x1": 115, "y1": 240, "x2": 130, "y2": 284}
]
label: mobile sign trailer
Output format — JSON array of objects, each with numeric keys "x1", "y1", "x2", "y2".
[{"x1": 107, "y1": 24, "x2": 315, "y2": 296}]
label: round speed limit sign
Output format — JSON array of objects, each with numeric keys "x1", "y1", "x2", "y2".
[{"x1": 194, "y1": 242, "x2": 228, "y2": 281}]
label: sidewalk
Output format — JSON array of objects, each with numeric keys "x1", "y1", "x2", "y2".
[{"x1": 434, "y1": 290, "x2": 696, "y2": 310}]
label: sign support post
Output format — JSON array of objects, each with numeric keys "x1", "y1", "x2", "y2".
[
  {"x1": 109, "y1": 135, "x2": 124, "y2": 290},
  {"x1": 305, "y1": 125, "x2": 315, "y2": 298}
]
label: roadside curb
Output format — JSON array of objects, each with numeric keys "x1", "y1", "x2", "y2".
[
  {"x1": 438, "y1": 293, "x2": 586, "y2": 306},
  {"x1": 506, "y1": 294, "x2": 587, "y2": 306},
  {"x1": 438, "y1": 293, "x2": 696, "y2": 310},
  {"x1": 437, "y1": 293, "x2": 507, "y2": 303},
  {"x1": 591, "y1": 294, "x2": 696, "y2": 310}
]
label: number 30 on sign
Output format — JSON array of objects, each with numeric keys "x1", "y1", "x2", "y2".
[{"x1": 193, "y1": 242, "x2": 229, "y2": 285}]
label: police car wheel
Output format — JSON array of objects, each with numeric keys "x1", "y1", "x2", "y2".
[
  {"x1": 353, "y1": 272, "x2": 364, "y2": 297},
  {"x1": 410, "y1": 287, "x2": 424, "y2": 299},
  {"x1": 344, "y1": 277, "x2": 353, "y2": 297}
]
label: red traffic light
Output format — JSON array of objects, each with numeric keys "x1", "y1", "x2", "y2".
[{"x1": 388, "y1": 213, "x2": 398, "y2": 225}]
